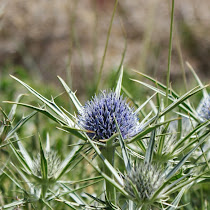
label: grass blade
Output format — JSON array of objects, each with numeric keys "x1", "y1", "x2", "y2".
[
  {"x1": 5, "y1": 111, "x2": 37, "y2": 140},
  {"x1": 144, "y1": 128, "x2": 156, "y2": 164},
  {"x1": 9, "y1": 136, "x2": 32, "y2": 174},
  {"x1": 55, "y1": 143, "x2": 83, "y2": 180},
  {"x1": 4, "y1": 101, "x2": 66, "y2": 125},
  {"x1": 166, "y1": 187, "x2": 187, "y2": 210},
  {"x1": 84, "y1": 134, "x2": 124, "y2": 186},
  {"x1": 114, "y1": 117, "x2": 131, "y2": 173},
  {"x1": 172, "y1": 120, "x2": 210, "y2": 153},
  {"x1": 166, "y1": 0, "x2": 175, "y2": 105},
  {"x1": 39, "y1": 135, "x2": 48, "y2": 180},
  {"x1": 11, "y1": 75, "x2": 73, "y2": 126},
  {"x1": 81, "y1": 152, "x2": 128, "y2": 196},
  {"x1": 8, "y1": 94, "x2": 25, "y2": 120},
  {"x1": 135, "y1": 93, "x2": 156, "y2": 114},
  {"x1": 131, "y1": 71, "x2": 200, "y2": 119},
  {"x1": 166, "y1": 131, "x2": 209, "y2": 180},
  {"x1": 17, "y1": 141, "x2": 33, "y2": 171},
  {"x1": 58, "y1": 76, "x2": 82, "y2": 112},
  {"x1": 96, "y1": 0, "x2": 119, "y2": 92},
  {"x1": 1, "y1": 200, "x2": 26, "y2": 209},
  {"x1": 127, "y1": 118, "x2": 178, "y2": 145},
  {"x1": 59, "y1": 126, "x2": 87, "y2": 141},
  {"x1": 159, "y1": 85, "x2": 207, "y2": 118},
  {"x1": 115, "y1": 65, "x2": 123, "y2": 98}
]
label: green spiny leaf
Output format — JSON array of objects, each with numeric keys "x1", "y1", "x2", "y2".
[
  {"x1": 115, "y1": 65, "x2": 123, "y2": 98},
  {"x1": 58, "y1": 76, "x2": 82, "y2": 112}
]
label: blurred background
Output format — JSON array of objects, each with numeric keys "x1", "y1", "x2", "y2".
[
  {"x1": 0, "y1": 0, "x2": 210, "y2": 100},
  {"x1": 0, "y1": 1, "x2": 209, "y2": 207}
]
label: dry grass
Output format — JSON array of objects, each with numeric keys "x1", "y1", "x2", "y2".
[{"x1": 0, "y1": 0, "x2": 209, "y2": 91}]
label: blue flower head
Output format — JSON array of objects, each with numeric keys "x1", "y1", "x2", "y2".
[
  {"x1": 78, "y1": 90, "x2": 139, "y2": 140},
  {"x1": 197, "y1": 94, "x2": 210, "y2": 122}
]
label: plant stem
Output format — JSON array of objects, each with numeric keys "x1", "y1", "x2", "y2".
[
  {"x1": 38, "y1": 199, "x2": 44, "y2": 209},
  {"x1": 177, "y1": 109, "x2": 182, "y2": 141},
  {"x1": 166, "y1": 0, "x2": 175, "y2": 105},
  {"x1": 102, "y1": 140, "x2": 116, "y2": 204},
  {"x1": 41, "y1": 182, "x2": 47, "y2": 199}
]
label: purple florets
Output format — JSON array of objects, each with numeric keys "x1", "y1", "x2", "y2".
[
  {"x1": 78, "y1": 90, "x2": 139, "y2": 140},
  {"x1": 197, "y1": 94, "x2": 210, "y2": 122}
]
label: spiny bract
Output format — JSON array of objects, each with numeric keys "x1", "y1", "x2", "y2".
[
  {"x1": 78, "y1": 90, "x2": 140, "y2": 140},
  {"x1": 32, "y1": 150, "x2": 61, "y2": 179},
  {"x1": 124, "y1": 162, "x2": 165, "y2": 201}
]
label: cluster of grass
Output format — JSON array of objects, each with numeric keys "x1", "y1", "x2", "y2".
[{"x1": 0, "y1": 1, "x2": 209, "y2": 209}]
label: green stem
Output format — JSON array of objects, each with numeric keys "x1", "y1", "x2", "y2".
[
  {"x1": 102, "y1": 140, "x2": 116, "y2": 204},
  {"x1": 37, "y1": 199, "x2": 44, "y2": 209},
  {"x1": 166, "y1": 0, "x2": 175, "y2": 106},
  {"x1": 177, "y1": 109, "x2": 182, "y2": 141},
  {"x1": 41, "y1": 181, "x2": 48, "y2": 199}
]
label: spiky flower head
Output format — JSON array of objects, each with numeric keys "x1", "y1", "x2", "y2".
[
  {"x1": 197, "y1": 94, "x2": 210, "y2": 122},
  {"x1": 32, "y1": 150, "x2": 61, "y2": 179},
  {"x1": 78, "y1": 90, "x2": 140, "y2": 140},
  {"x1": 161, "y1": 118, "x2": 193, "y2": 154},
  {"x1": 124, "y1": 162, "x2": 164, "y2": 201}
]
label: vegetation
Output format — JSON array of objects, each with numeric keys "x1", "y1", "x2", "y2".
[{"x1": 0, "y1": 1, "x2": 209, "y2": 209}]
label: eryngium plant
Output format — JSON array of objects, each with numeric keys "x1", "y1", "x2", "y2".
[
  {"x1": 1, "y1": 133, "x2": 89, "y2": 209},
  {"x1": 124, "y1": 162, "x2": 164, "y2": 202},
  {"x1": 4, "y1": 67, "x2": 209, "y2": 209},
  {"x1": 77, "y1": 89, "x2": 142, "y2": 203},
  {"x1": 78, "y1": 90, "x2": 139, "y2": 141}
]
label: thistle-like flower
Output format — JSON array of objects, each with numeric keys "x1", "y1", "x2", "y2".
[
  {"x1": 160, "y1": 118, "x2": 193, "y2": 154},
  {"x1": 32, "y1": 150, "x2": 61, "y2": 179},
  {"x1": 124, "y1": 162, "x2": 165, "y2": 201},
  {"x1": 197, "y1": 94, "x2": 210, "y2": 122},
  {"x1": 78, "y1": 90, "x2": 140, "y2": 140}
]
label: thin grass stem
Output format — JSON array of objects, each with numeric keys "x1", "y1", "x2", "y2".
[
  {"x1": 175, "y1": 29, "x2": 188, "y2": 92},
  {"x1": 166, "y1": 0, "x2": 175, "y2": 105},
  {"x1": 96, "y1": 0, "x2": 119, "y2": 93}
]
